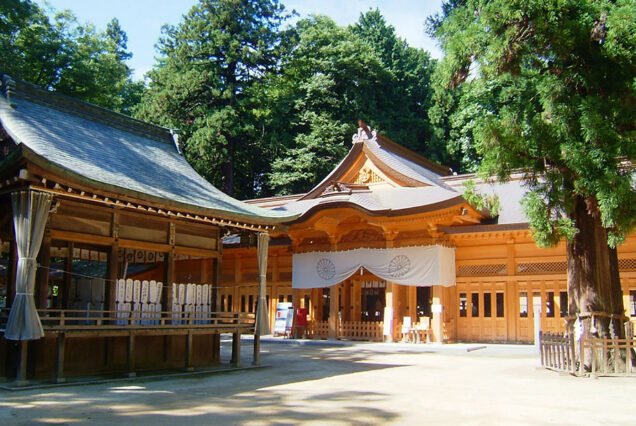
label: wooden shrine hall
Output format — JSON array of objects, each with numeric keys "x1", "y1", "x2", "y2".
[
  {"x1": 0, "y1": 75, "x2": 294, "y2": 385},
  {"x1": 220, "y1": 123, "x2": 636, "y2": 344}
]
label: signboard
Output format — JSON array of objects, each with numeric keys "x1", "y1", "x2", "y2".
[{"x1": 274, "y1": 302, "x2": 293, "y2": 335}]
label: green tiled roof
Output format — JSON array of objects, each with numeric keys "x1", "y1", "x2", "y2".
[{"x1": 0, "y1": 76, "x2": 295, "y2": 225}]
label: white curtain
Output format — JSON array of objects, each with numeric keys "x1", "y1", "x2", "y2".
[
  {"x1": 255, "y1": 233, "x2": 270, "y2": 335},
  {"x1": 4, "y1": 191, "x2": 53, "y2": 340},
  {"x1": 292, "y1": 245, "x2": 456, "y2": 289}
]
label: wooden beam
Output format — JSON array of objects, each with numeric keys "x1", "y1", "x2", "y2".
[
  {"x1": 50, "y1": 229, "x2": 114, "y2": 246},
  {"x1": 174, "y1": 246, "x2": 220, "y2": 258},
  {"x1": 55, "y1": 333, "x2": 66, "y2": 383}
]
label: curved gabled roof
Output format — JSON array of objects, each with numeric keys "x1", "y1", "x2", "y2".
[
  {"x1": 301, "y1": 123, "x2": 453, "y2": 200},
  {"x1": 0, "y1": 76, "x2": 296, "y2": 225},
  {"x1": 274, "y1": 186, "x2": 464, "y2": 221}
]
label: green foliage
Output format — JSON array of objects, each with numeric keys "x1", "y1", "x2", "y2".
[
  {"x1": 462, "y1": 179, "x2": 500, "y2": 217},
  {"x1": 134, "y1": 0, "x2": 292, "y2": 198},
  {"x1": 431, "y1": 0, "x2": 636, "y2": 247},
  {"x1": 0, "y1": 0, "x2": 140, "y2": 113},
  {"x1": 351, "y1": 9, "x2": 437, "y2": 159},
  {"x1": 266, "y1": 12, "x2": 437, "y2": 195}
]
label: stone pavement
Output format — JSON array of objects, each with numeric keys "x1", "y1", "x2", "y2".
[{"x1": 1, "y1": 338, "x2": 635, "y2": 425}]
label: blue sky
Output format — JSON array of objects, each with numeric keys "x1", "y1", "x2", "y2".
[{"x1": 37, "y1": 0, "x2": 445, "y2": 80}]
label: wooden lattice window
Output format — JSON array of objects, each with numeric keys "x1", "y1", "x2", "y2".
[
  {"x1": 457, "y1": 264, "x2": 507, "y2": 277},
  {"x1": 619, "y1": 258, "x2": 636, "y2": 271},
  {"x1": 516, "y1": 261, "x2": 567, "y2": 274}
]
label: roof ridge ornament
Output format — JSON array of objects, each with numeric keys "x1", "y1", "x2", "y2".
[
  {"x1": 170, "y1": 129, "x2": 182, "y2": 155},
  {"x1": 352, "y1": 119, "x2": 376, "y2": 144},
  {"x1": 1, "y1": 74, "x2": 17, "y2": 107}
]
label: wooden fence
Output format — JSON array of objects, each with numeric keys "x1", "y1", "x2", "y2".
[
  {"x1": 540, "y1": 327, "x2": 636, "y2": 377},
  {"x1": 306, "y1": 320, "x2": 329, "y2": 339},
  {"x1": 305, "y1": 320, "x2": 384, "y2": 341},
  {"x1": 339, "y1": 321, "x2": 384, "y2": 341}
]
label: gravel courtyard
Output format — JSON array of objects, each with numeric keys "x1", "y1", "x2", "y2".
[{"x1": 1, "y1": 338, "x2": 635, "y2": 425}]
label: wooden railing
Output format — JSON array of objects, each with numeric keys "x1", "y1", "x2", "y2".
[
  {"x1": 540, "y1": 328, "x2": 636, "y2": 377},
  {"x1": 305, "y1": 320, "x2": 384, "y2": 341},
  {"x1": 0, "y1": 308, "x2": 255, "y2": 334},
  {"x1": 339, "y1": 321, "x2": 384, "y2": 341},
  {"x1": 540, "y1": 332, "x2": 576, "y2": 374},
  {"x1": 306, "y1": 320, "x2": 329, "y2": 339}
]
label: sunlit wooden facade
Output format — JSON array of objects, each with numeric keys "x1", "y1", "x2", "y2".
[
  {"x1": 221, "y1": 123, "x2": 636, "y2": 344},
  {"x1": 0, "y1": 76, "x2": 290, "y2": 384}
]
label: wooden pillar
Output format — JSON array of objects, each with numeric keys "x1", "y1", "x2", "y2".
[
  {"x1": 106, "y1": 243, "x2": 119, "y2": 313},
  {"x1": 15, "y1": 340, "x2": 29, "y2": 386},
  {"x1": 162, "y1": 249, "x2": 176, "y2": 363},
  {"x1": 7, "y1": 238, "x2": 17, "y2": 308},
  {"x1": 506, "y1": 280, "x2": 518, "y2": 341},
  {"x1": 352, "y1": 280, "x2": 361, "y2": 321},
  {"x1": 163, "y1": 250, "x2": 175, "y2": 310},
  {"x1": 408, "y1": 286, "x2": 417, "y2": 320},
  {"x1": 342, "y1": 280, "x2": 351, "y2": 321},
  {"x1": 313, "y1": 289, "x2": 322, "y2": 323},
  {"x1": 61, "y1": 242, "x2": 73, "y2": 309},
  {"x1": 385, "y1": 282, "x2": 394, "y2": 342},
  {"x1": 212, "y1": 256, "x2": 221, "y2": 362},
  {"x1": 291, "y1": 288, "x2": 302, "y2": 337},
  {"x1": 36, "y1": 230, "x2": 51, "y2": 309},
  {"x1": 506, "y1": 239, "x2": 517, "y2": 342},
  {"x1": 384, "y1": 230, "x2": 398, "y2": 342},
  {"x1": 252, "y1": 334, "x2": 261, "y2": 365},
  {"x1": 328, "y1": 284, "x2": 339, "y2": 339},
  {"x1": 431, "y1": 285, "x2": 444, "y2": 343},
  {"x1": 185, "y1": 331, "x2": 193, "y2": 371},
  {"x1": 231, "y1": 332, "x2": 241, "y2": 367},
  {"x1": 55, "y1": 333, "x2": 66, "y2": 383},
  {"x1": 127, "y1": 332, "x2": 136, "y2": 377}
]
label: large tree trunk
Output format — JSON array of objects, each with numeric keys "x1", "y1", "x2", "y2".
[
  {"x1": 220, "y1": 149, "x2": 234, "y2": 196},
  {"x1": 567, "y1": 195, "x2": 626, "y2": 370}
]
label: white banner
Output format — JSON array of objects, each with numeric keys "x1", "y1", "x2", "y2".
[{"x1": 292, "y1": 245, "x2": 456, "y2": 289}]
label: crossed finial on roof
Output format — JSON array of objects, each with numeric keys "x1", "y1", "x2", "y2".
[{"x1": 352, "y1": 119, "x2": 377, "y2": 144}]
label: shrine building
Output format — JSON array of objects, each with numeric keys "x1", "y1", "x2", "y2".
[
  {"x1": 0, "y1": 75, "x2": 293, "y2": 384},
  {"x1": 221, "y1": 122, "x2": 636, "y2": 344}
]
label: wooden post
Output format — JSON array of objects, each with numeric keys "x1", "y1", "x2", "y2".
[
  {"x1": 55, "y1": 333, "x2": 66, "y2": 383},
  {"x1": 342, "y1": 280, "x2": 351, "y2": 322},
  {"x1": 328, "y1": 284, "x2": 339, "y2": 339},
  {"x1": 352, "y1": 280, "x2": 361, "y2": 321},
  {"x1": 16, "y1": 340, "x2": 28, "y2": 386},
  {"x1": 252, "y1": 334, "x2": 261, "y2": 365},
  {"x1": 62, "y1": 242, "x2": 74, "y2": 309},
  {"x1": 408, "y1": 286, "x2": 417, "y2": 321},
  {"x1": 185, "y1": 331, "x2": 193, "y2": 371},
  {"x1": 127, "y1": 332, "x2": 136, "y2": 377},
  {"x1": 626, "y1": 322, "x2": 633, "y2": 374},
  {"x1": 431, "y1": 285, "x2": 444, "y2": 343},
  {"x1": 384, "y1": 282, "x2": 394, "y2": 342},
  {"x1": 7, "y1": 239, "x2": 17, "y2": 308},
  {"x1": 106, "y1": 243, "x2": 119, "y2": 314},
  {"x1": 36, "y1": 231, "x2": 51, "y2": 309},
  {"x1": 231, "y1": 332, "x2": 241, "y2": 367}
]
